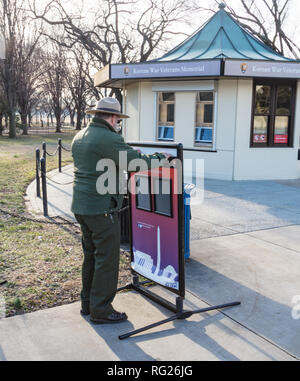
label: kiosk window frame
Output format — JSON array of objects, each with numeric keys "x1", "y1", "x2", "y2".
[
  {"x1": 152, "y1": 176, "x2": 173, "y2": 218},
  {"x1": 194, "y1": 91, "x2": 215, "y2": 148},
  {"x1": 157, "y1": 92, "x2": 175, "y2": 142},
  {"x1": 250, "y1": 79, "x2": 296, "y2": 148},
  {"x1": 135, "y1": 174, "x2": 152, "y2": 212}
]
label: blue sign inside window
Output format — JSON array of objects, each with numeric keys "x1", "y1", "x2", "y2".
[
  {"x1": 158, "y1": 126, "x2": 174, "y2": 141},
  {"x1": 195, "y1": 127, "x2": 213, "y2": 143}
]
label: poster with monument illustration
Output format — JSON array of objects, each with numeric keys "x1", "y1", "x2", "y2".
[{"x1": 128, "y1": 143, "x2": 184, "y2": 294}]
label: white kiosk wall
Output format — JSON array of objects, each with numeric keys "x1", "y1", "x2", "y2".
[
  {"x1": 124, "y1": 79, "x2": 237, "y2": 180},
  {"x1": 125, "y1": 82, "x2": 140, "y2": 141},
  {"x1": 140, "y1": 82, "x2": 155, "y2": 141},
  {"x1": 213, "y1": 79, "x2": 237, "y2": 180},
  {"x1": 123, "y1": 78, "x2": 300, "y2": 181}
]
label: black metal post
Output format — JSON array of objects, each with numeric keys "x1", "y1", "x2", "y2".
[
  {"x1": 58, "y1": 138, "x2": 62, "y2": 172},
  {"x1": 119, "y1": 196, "x2": 129, "y2": 243},
  {"x1": 132, "y1": 274, "x2": 139, "y2": 286},
  {"x1": 176, "y1": 297, "x2": 184, "y2": 314},
  {"x1": 40, "y1": 157, "x2": 48, "y2": 217},
  {"x1": 42, "y1": 142, "x2": 46, "y2": 166},
  {"x1": 35, "y1": 148, "x2": 41, "y2": 198}
]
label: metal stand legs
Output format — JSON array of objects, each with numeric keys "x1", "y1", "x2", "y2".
[
  {"x1": 119, "y1": 301, "x2": 240, "y2": 340},
  {"x1": 117, "y1": 276, "x2": 241, "y2": 340}
]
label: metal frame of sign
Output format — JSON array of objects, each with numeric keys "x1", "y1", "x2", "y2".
[
  {"x1": 117, "y1": 141, "x2": 241, "y2": 341},
  {"x1": 117, "y1": 142, "x2": 185, "y2": 313},
  {"x1": 130, "y1": 142, "x2": 184, "y2": 298},
  {"x1": 120, "y1": 142, "x2": 185, "y2": 310}
]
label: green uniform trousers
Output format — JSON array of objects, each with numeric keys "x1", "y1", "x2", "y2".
[{"x1": 74, "y1": 212, "x2": 120, "y2": 318}]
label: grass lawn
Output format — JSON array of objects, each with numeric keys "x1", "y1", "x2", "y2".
[{"x1": 0, "y1": 133, "x2": 131, "y2": 317}]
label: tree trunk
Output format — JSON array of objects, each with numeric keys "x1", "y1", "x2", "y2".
[
  {"x1": 56, "y1": 120, "x2": 61, "y2": 133},
  {"x1": 5, "y1": 115, "x2": 8, "y2": 130},
  {"x1": 8, "y1": 110, "x2": 16, "y2": 139},
  {"x1": 40, "y1": 111, "x2": 43, "y2": 128},
  {"x1": 113, "y1": 89, "x2": 123, "y2": 107},
  {"x1": 54, "y1": 110, "x2": 62, "y2": 133},
  {"x1": 75, "y1": 109, "x2": 82, "y2": 130},
  {"x1": 21, "y1": 113, "x2": 28, "y2": 135},
  {"x1": 0, "y1": 113, "x2": 3, "y2": 135},
  {"x1": 28, "y1": 111, "x2": 32, "y2": 129},
  {"x1": 70, "y1": 110, "x2": 75, "y2": 127}
]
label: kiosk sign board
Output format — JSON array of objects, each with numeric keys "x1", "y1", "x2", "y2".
[
  {"x1": 128, "y1": 143, "x2": 185, "y2": 296},
  {"x1": 111, "y1": 60, "x2": 221, "y2": 80},
  {"x1": 224, "y1": 59, "x2": 300, "y2": 78}
]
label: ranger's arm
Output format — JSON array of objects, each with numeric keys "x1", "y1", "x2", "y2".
[{"x1": 98, "y1": 132, "x2": 167, "y2": 168}]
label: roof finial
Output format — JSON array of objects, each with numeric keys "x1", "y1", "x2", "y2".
[{"x1": 219, "y1": 2, "x2": 226, "y2": 9}]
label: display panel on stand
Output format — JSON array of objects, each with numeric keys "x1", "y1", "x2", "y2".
[{"x1": 127, "y1": 143, "x2": 184, "y2": 296}]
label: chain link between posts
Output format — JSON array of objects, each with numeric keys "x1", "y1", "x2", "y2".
[{"x1": 1, "y1": 138, "x2": 130, "y2": 225}]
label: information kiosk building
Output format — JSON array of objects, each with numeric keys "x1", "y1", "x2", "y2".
[{"x1": 94, "y1": 4, "x2": 300, "y2": 181}]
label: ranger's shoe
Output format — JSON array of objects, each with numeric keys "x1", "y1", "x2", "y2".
[
  {"x1": 90, "y1": 311, "x2": 128, "y2": 324},
  {"x1": 80, "y1": 301, "x2": 90, "y2": 316}
]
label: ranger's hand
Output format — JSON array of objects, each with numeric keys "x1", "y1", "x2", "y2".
[{"x1": 162, "y1": 152, "x2": 173, "y2": 160}]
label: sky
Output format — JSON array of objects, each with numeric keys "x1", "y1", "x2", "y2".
[
  {"x1": 26, "y1": 0, "x2": 300, "y2": 59},
  {"x1": 285, "y1": 0, "x2": 300, "y2": 44}
]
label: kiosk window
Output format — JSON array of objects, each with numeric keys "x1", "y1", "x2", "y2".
[
  {"x1": 195, "y1": 91, "x2": 214, "y2": 147},
  {"x1": 157, "y1": 92, "x2": 175, "y2": 141},
  {"x1": 153, "y1": 177, "x2": 172, "y2": 217},
  {"x1": 135, "y1": 175, "x2": 151, "y2": 211},
  {"x1": 251, "y1": 80, "x2": 295, "y2": 147}
]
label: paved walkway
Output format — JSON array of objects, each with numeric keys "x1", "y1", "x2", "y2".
[
  {"x1": 25, "y1": 164, "x2": 75, "y2": 221},
  {"x1": 1, "y1": 166, "x2": 300, "y2": 361}
]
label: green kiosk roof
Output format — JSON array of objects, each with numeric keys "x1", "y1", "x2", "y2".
[
  {"x1": 154, "y1": 3, "x2": 293, "y2": 62},
  {"x1": 94, "y1": 3, "x2": 300, "y2": 88}
]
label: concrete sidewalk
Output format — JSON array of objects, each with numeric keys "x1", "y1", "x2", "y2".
[
  {"x1": 0, "y1": 286, "x2": 295, "y2": 361},
  {"x1": 1, "y1": 166, "x2": 299, "y2": 361},
  {"x1": 25, "y1": 164, "x2": 75, "y2": 221}
]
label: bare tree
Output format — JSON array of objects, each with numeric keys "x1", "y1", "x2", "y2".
[
  {"x1": 62, "y1": 92, "x2": 75, "y2": 127},
  {"x1": 0, "y1": 0, "x2": 20, "y2": 138},
  {"x1": 42, "y1": 45, "x2": 67, "y2": 132},
  {"x1": 0, "y1": 0, "x2": 43, "y2": 138},
  {"x1": 65, "y1": 47, "x2": 89, "y2": 130},
  {"x1": 15, "y1": 37, "x2": 43, "y2": 135},
  {"x1": 37, "y1": 93, "x2": 53, "y2": 128},
  {"x1": 30, "y1": 0, "x2": 197, "y2": 103},
  {"x1": 0, "y1": 83, "x2": 8, "y2": 135},
  {"x1": 31, "y1": 0, "x2": 193, "y2": 60},
  {"x1": 82, "y1": 54, "x2": 103, "y2": 105}
]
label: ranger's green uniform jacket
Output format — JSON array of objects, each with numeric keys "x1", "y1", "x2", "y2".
[{"x1": 71, "y1": 116, "x2": 165, "y2": 215}]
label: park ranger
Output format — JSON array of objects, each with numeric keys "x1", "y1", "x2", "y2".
[{"x1": 71, "y1": 97, "x2": 169, "y2": 324}]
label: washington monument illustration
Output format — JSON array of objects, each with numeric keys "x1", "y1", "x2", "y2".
[{"x1": 132, "y1": 225, "x2": 178, "y2": 289}]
